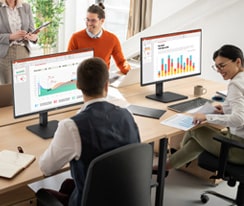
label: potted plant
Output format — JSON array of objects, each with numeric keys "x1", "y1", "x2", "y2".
[{"x1": 27, "y1": 0, "x2": 65, "y2": 54}]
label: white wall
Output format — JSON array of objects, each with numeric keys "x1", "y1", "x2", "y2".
[
  {"x1": 151, "y1": 0, "x2": 196, "y2": 25},
  {"x1": 58, "y1": 1, "x2": 90, "y2": 51},
  {"x1": 123, "y1": 0, "x2": 243, "y2": 84}
]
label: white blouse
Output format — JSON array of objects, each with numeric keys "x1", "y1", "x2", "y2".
[{"x1": 206, "y1": 72, "x2": 244, "y2": 138}]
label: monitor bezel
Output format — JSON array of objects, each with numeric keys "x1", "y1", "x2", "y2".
[
  {"x1": 12, "y1": 48, "x2": 94, "y2": 119},
  {"x1": 140, "y1": 28, "x2": 202, "y2": 87}
]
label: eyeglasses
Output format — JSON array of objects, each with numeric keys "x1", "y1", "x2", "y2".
[
  {"x1": 212, "y1": 60, "x2": 232, "y2": 71},
  {"x1": 84, "y1": 18, "x2": 100, "y2": 24}
]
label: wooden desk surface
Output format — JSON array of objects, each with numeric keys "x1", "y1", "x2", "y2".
[
  {"x1": 0, "y1": 77, "x2": 227, "y2": 194},
  {"x1": 0, "y1": 114, "x2": 70, "y2": 194},
  {"x1": 0, "y1": 76, "x2": 218, "y2": 127},
  {"x1": 0, "y1": 105, "x2": 82, "y2": 128},
  {"x1": 0, "y1": 109, "x2": 166, "y2": 194}
]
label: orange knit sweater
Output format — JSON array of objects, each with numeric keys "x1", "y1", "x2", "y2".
[{"x1": 67, "y1": 29, "x2": 130, "y2": 74}]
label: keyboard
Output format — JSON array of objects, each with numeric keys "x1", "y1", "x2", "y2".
[{"x1": 167, "y1": 97, "x2": 212, "y2": 113}]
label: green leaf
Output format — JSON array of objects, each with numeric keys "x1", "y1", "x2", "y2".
[{"x1": 27, "y1": 0, "x2": 65, "y2": 49}]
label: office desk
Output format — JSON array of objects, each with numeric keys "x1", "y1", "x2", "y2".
[
  {"x1": 0, "y1": 108, "x2": 168, "y2": 183},
  {"x1": 0, "y1": 105, "x2": 168, "y2": 206},
  {"x1": 0, "y1": 77, "x2": 227, "y2": 205},
  {"x1": 0, "y1": 104, "x2": 82, "y2": 128},
  {"x1": 0, "y1": 76, "x2": 225, "y2": 127}
]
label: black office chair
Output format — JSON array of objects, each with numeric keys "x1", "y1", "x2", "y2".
[
  {"x1": 197, "y1": 135, "x2": 244, "y2": 206},
  {"x1": 36, "y1": 143, "x2": 154, "y2": 206}
]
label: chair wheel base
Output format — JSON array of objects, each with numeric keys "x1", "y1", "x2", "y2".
[
  {"x1": 200, "y1": 194, "x2": 209, "y2": 204},
  {"x1": 200, "y1": 190, "x2": 235, "y2": 205}
]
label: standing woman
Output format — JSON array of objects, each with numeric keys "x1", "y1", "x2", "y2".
[{"x1": 0, "y1": 0, "x2": 38, "y2": 84}]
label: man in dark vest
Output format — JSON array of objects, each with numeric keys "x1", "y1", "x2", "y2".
[{"x1": 38, "y1": 57, "x2": 140, "y2": 206}]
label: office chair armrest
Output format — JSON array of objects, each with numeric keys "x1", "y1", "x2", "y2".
[
  {"x1": 213, "y1": 135, "x2": 244, "y2": 150},
  {"x1": 212, "y1": 135, "x2": 244, "y2": 180},
  {"x1": 36, "y1": 189, "x2": 63, "y2": 206}
]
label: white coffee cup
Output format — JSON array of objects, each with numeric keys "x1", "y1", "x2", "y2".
[{"x1": 194, "y1": 85, "x2": 207, "y2": 97}]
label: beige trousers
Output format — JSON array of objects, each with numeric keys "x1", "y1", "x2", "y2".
[
  {"x1": 0, "y1": 45, "x2": 29, "y2": 84},
  {"x1": 169, "y1": 126, "x2": 244, "y2": 169}
]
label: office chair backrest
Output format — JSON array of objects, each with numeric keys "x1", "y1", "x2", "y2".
[{"x1": 81, "y1": 143, "x2": 153, "y2": 206}]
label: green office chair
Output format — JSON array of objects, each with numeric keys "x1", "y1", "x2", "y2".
[
  {"x1": 36, "y1": 143, "x2": 154, "y2": 206},
  {"x1": 198, "y1": 135, "x2": 244, "y2": 206}
]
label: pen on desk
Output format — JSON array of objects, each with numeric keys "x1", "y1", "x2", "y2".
[{"x1": 18, "y1": 146, "x2": 24, "y2": 153}]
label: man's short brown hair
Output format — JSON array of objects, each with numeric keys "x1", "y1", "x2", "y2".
[{"x1": 76, "y1": 57, "x2": 108, "y2": 96}]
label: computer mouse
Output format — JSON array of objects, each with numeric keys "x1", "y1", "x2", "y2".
[{"x1": 212, "y1": 95, "x2": 225, "y2": 102}]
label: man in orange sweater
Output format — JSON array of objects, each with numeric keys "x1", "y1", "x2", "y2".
[{"x1": 67, "y1": 3, "x2": 130, "y2": 74}]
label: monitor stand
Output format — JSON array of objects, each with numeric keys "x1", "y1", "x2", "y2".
[
  {"x1": 146, "y1": 82, "x2": 188, "y2": 103},
  {"x1": 26, "y1": 112, "x2": 58, "y2": 139}
]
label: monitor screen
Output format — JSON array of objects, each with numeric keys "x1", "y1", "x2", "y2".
[
  {"x1": 140, "y1": 29, "x2": 202, "y2": 103},
  {"x1": 12, "y1": 48, "x2": 94, "y2": 138}
]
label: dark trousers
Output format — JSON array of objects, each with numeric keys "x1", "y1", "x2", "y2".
[{"x1": 41, "y1": 178, "x2": 75, "y2": 206}]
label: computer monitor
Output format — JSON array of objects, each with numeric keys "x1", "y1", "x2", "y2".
[
  {"x1": 140, "y1": 29, "x2": 202, "y2": 103},
  {"x1": 12, "y1": 48, "x2": 94, "y2": 139}
]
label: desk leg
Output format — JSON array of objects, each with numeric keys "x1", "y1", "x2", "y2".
[{"x1": 155, "y1": 137, "x2": 168, "y2": 206}]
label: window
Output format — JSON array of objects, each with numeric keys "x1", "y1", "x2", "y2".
[{"x1": 31, "y1": 1, "x2": 130, "y2": 56}]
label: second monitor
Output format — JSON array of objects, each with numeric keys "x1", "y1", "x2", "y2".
[{"x1": 140, "y1": 29, "x2": 202, "y2": 103}]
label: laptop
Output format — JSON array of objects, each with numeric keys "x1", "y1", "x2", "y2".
[
  {"x1": 110, "y1": 67, "x2": 140, "y2": 88},
  {"x1": 0, "y1": 84, "x2": 13, "y2": 107}
]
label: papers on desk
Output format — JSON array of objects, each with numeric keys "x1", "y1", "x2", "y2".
[
  {"x1": 0, "y1": 150, "x2": 35, "y2": 178},
  {"x1": 161, "y1": 102, "x2": 216, "y2": 131},
  {"x1": 187, "y1": 102, "x2": 216, "y2": 114},
  {"x1": 160, "y1": 114, "x2": 195, "y2": 131},
  {"x1": 216, "y1": 90, "x2": 227, "y2": 97},
  {"x1": 109, "y1": 68, "x2": 140, "y2": 88}
]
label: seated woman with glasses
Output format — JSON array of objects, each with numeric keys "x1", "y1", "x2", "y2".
[{"x1": 165, "y1": 44, "x2": 244, "y2": 173}]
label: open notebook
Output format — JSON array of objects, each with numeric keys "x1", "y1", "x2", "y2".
[{"x1": 0, "y1": 150, "x2": 35, "y2": 178}]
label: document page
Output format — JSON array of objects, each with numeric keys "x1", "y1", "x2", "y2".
[
  {"x1": 160, "y1": 114, "x2": 195, "y2": 131},
  {"x1": 216, "y1": 90, "x2": 227, "y2": 97},
  {"x1": 161, "y1": 102, "x2": 216, "y2": 131},
  {"x1": 187, "y1": 102, "x2": 215, "y2": 114}
]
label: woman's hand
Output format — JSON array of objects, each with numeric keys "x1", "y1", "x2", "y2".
[
  {"x1": 192, "y1": 113, "x2": 206, "y2": 125},
  {"x1": 24, "y1": 33, "x2": 38, "y2": 42},
  {"x1": 9, "y1": 30, "x2": 27, "y2": 41},
  {"x1": 214, "y1": 104, "x2": 224, "y2": 114}
]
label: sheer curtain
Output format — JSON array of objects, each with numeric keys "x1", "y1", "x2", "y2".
[{"x1": 127, "y1": 0, "x2": 153, "y2": 39}]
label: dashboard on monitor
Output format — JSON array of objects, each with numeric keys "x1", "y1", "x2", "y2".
[
  {"x1": 12, "y1": 48, "x2": 94, "y2": 139},
  {"x1": 140, "y1": 29, "x2": 202, "y2": 103}
]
